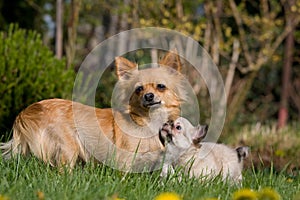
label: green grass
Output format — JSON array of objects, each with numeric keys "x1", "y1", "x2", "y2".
[{"x1": 0, "y1": 156, "x2": 299, "y2": 200}]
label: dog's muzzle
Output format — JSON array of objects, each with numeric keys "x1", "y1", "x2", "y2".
[{"x1": 143, "y1": 92, "x2": 161, "y2": 107}]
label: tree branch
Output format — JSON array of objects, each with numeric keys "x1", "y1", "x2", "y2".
[
  {"x1": 225, "y1": 39, "x2": 240, "y2": 100},
  {"x1": 228, "y1": 0, "x2": 253, "y2": 67}
]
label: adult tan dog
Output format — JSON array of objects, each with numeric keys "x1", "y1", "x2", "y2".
[{"x1": 1, "y1": 51, "x2": 187, "y2": 171}]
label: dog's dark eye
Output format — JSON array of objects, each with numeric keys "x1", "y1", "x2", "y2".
[
  {"x1": 135, "y1": 86, "x2": 144, "y2": 94},
  {"x1": 176, "y1": 125, "x2": 182, "y2": 130},
  {"x1": 157, "y1": 84, "x2": 166, "y2": 91}
]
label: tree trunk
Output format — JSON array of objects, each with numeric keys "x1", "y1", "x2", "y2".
[
  {"x1": 278, "y1": 0, "x2": 295, "y2": 129},
  {"x1": 66, "y1": 0, "x2": 81, "y2": 69},
  {"x1": 118, "y1": 0, "x2": 130, "y2": 56},
  {"x1": 55, "y1": 0, "x2": 63, "y2": 59},
  {"x1": 225, "y1": 70, "x2": 258, "y2": 133}
]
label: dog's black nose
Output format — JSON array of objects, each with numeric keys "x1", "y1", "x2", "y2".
[{"x1": 144, "y1": 93, "x2": 154, "y2": 102}]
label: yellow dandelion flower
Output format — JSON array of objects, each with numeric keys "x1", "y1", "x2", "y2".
[
  {"x1": 154, "y1": 192, "x2": 182, "y2": 200},
  {"x1": 36, "y1": 190, "x2": 45, "y2": 200},
  {"x1": 257, "y1": 188, "x2": 281, "y2": 200},
  {"x1": 286, "y1": 178, "x2": 293, "y2": 183},
  {"x1": 275, "y1": 150, "x2": 285, "y2": 157},
  {"x1": 232, "y1": 188, "x2": 257, "y2": 200},
  {"x1": 0, "y1": 195, "x2": 9, "y2": 200},
  {"x1": 110, "y1": 194, "x2": 125, "y2": 200}
]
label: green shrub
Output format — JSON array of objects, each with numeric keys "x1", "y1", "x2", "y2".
[{"x1": 0, "y1": 24, "x2": 75, "y2": 135}]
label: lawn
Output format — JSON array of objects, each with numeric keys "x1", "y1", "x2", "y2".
[{"x1": 0, "y1": 155, "x2": 299, "y2": 200}]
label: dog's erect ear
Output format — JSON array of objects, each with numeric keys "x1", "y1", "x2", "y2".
[
  {"x1": 115, "y1": 57, "x2": 138, "y2": 80},
  {"x1": 192, "y1": 125, "x2": 208, "y2": 148},
  {"x1": 236, "y1": 146, "x2": 249, "y2": 162},
  {"x1": 159, "y1": 49, "x2": 182, "y2": 72}
]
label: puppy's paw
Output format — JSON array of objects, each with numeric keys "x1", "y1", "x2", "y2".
[{"x1": 159, "y1": 122, "x2": 173, "y2": 146}]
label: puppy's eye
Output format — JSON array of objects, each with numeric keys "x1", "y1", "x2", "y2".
[
  {"x1": 135, "y1": 86, "x2": 144, "y2": 94},
  {"x1": 175, "y1": 125, "x2": 182, "y2": 130},
  {"x1": 157, "y1": 84, "x2": 166, "y2": 91}
]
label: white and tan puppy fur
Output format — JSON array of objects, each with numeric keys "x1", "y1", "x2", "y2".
[{"x1": 159, "y1": 117, "x2": 249, "y2": 182}]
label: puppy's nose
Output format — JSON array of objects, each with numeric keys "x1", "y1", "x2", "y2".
[{"x1": 144, "y1": 93, "x2": 154, "y2": 102}]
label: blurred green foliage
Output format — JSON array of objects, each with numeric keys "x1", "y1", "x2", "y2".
[
  {"x1": 0, "y1": 0, "x2": 47, "y2": 32},
  {"x1": 0, "y1": 0, "x2": 300, "y2": 129},
  {"x1": 223, "y1": 122, "x2": 300, "y2": 173},
  {"x1": 0, "y1": 24, "x2": 75, "y2": 134}
]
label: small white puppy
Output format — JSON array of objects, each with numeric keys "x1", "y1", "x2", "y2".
[{"x1": 159, "y1": 117, "x2": 249, "y2": 183}]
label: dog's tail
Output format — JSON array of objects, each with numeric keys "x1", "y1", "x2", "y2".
[
  {"x1": 0, "y1": 105, "x2": 37, "y2": 160},
  {"x1": 236, "y1": 146, "x2": 249, "y2": 163},
  {"x1": 0, "y1": 139, "x2": 13, "y2": 159},
  {"x1": 0, "y1": 139, "x2": 17, "y2": 159},
  {"x1": 1, "y1": 118, "x2": 30, "y2": 160}
]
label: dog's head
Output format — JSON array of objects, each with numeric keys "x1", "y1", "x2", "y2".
[
  {"x1": 114, "y1": 50, "x2": 187, "y2": 124},
  {"x1": 159, "y1": 117, "x2": 208, "y2": 149}
]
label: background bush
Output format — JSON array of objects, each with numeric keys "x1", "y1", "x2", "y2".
[
  {"x1": 223, "y1": 122, "x2": 300, "y2": 173},
  {"x1": 0, "y1": 24, "x2": 75, "y2": 136}
]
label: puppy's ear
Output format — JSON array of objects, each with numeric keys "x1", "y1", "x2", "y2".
[
  {"x1": 159, "y1": 49, "x2": 182, "y2": 72},
  {"x1": 236, "y1": 146, "x2": 249, "y2": 162},
  {"x1": 192, "y1": 125, "x2": 208, "y2": 148},
  {"x1": 115, "y1": 57, "x2": 138, "y2": 80}
]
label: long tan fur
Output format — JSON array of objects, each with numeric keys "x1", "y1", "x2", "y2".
[{"x1": 1, "y1": 50, "x2": 185, "y2": 171}]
